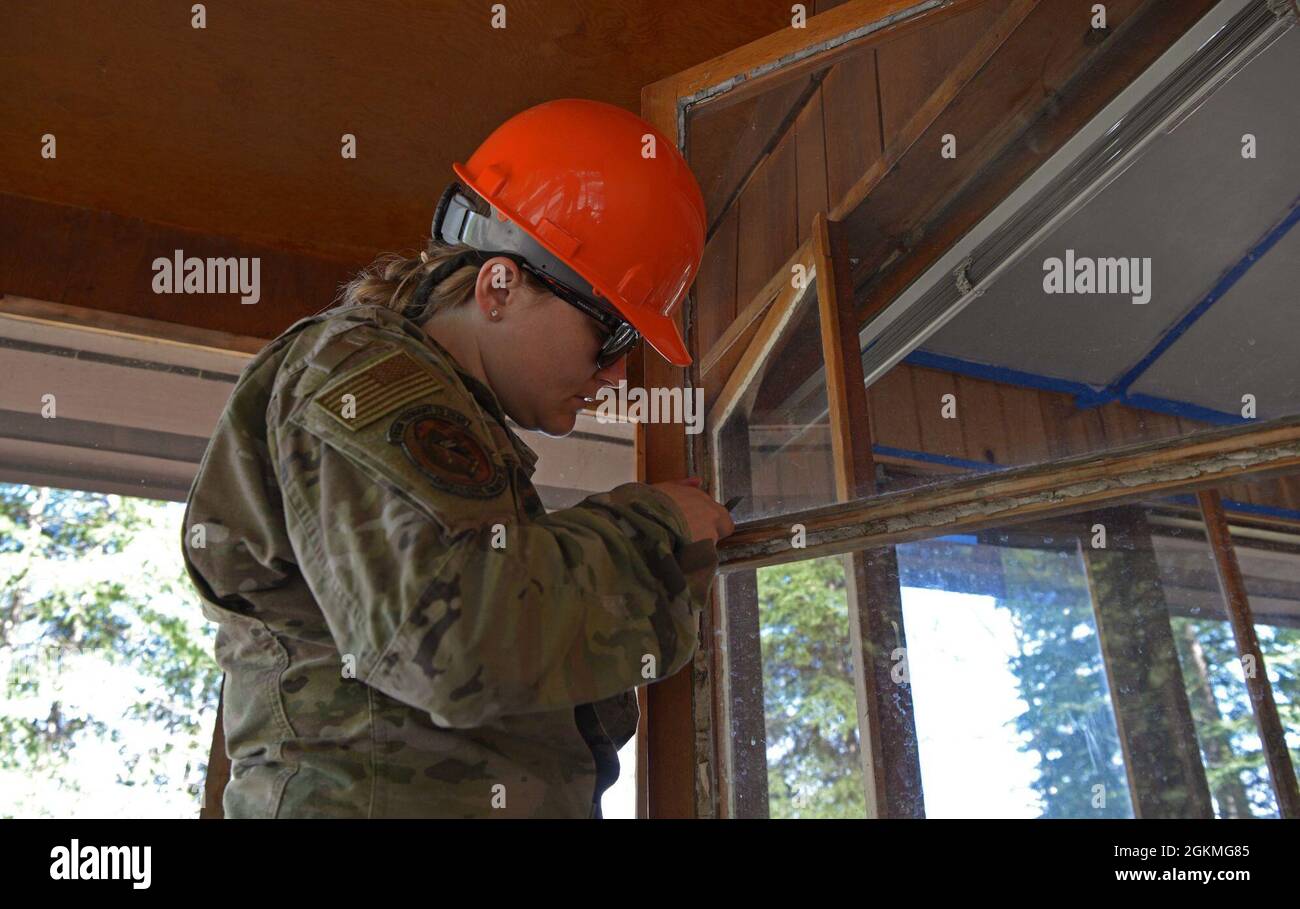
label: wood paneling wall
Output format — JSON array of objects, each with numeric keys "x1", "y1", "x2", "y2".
[
  {"x1": 692, "y1": 0, "x2": 1013, "y2": 357},
  {"x1": 0, "y1": 193, "x2": 355, "y2": 338},
  {"x1": 749, "y1": 361, "x2": 1300, "y2": 519}
]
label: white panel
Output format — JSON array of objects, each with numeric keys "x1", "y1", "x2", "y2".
[
  {"x1": 923, "y1": 26, "x2": 1300, "y2": 389},
  {"x1": 1130, "y1": 221, "x2": 1300, "y2": 418}
]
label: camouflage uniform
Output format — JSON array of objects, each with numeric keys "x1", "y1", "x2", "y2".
[{"x1": 182, "y1": 302, "x2": 717, "y2": 818}]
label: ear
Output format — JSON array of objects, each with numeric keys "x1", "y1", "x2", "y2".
[{"x1": 475, "y1": 256, "x2": 522, "y2": 320}]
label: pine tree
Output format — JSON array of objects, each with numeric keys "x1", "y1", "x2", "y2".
[{"x1": 0, "y1": 483, "x2": 220, "y2": 817}]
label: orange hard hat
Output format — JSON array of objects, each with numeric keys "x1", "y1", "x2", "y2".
[{"x1": 444, "y1": 98, "x2": 707, "y2": 367}]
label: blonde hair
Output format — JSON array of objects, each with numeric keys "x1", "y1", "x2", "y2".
[{"x1": 331, "y1": 241, "x2": 544, "y2": 323}]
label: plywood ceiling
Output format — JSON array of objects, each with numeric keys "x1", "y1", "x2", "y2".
[{"x1": 1, "y1": 0, "x2": 814, "y2": 263}]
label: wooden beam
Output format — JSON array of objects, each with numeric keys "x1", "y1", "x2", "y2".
[
  {"x1": 0, "y1": 293, "x2": 269, "y2": 356},
  {"x1": 640, "y1": 87, "x2": 701, "y2": 823},
  {"x1": 707, "y1": 244, "x2": 818, "y2": 432},
  {"x1": 1198, "y1": 489, "x2": 1300, "y2": 818},
  {"x1": 635, "y1": 686, "x2": 649, "y2": 818},
  {"x1": 815, "y1": 215, "x2": 874, "y2": 501},
  {"x1": 716, "y1": 570, "x2": 768, "y2": 816},
  {"x1": 717, "y1": 414, "x2": 1300, "y2": 571},
  {"x1": 200, "y1": 685, "x2": 229, "y2": 819},
  {"x1": 815, "y1": 212, "x2": 923, "y2": 817},
  {"x1": 642, "y1": 0, "x2": 988, "y2": 128},
  {"x1": 631, "y1": 359, "x2": 696, "y2": 817},
  {"x1": 1083, "y1": 507, "x2": 1214, "y2": 818},
  {"x1": 701, "y1": 240, "x2": 817, "y2": 416},
  {"x1": 712, "y1": 416, "x2": 770, "y2": 817},
  {"x1": 0, "y1": 193, "x2": 357, "y2": 339}
]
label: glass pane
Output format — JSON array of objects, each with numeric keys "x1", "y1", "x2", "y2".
[
  {"x1": 898, "y1": 535, "x2": 1130, "y2": 817},
  {"x1": 721, "y1": 489, "x2": 1300, "y2": 817},
  {"x1": 686, "y1": 35, "x2": 880, "y2": 524},
  {"x1": 714, "y1": 284, "x2": 838, "y2": 522},
  {"x1": 689, "y1": 1, "x2": 1027, "y2": 521},
  {"x1": 758, "y1": 555, "x2": 866, "y2": 818},
  {"x1": 1153, "y1": 471, "x2": 1300, "y2": 813},
  {"x1": 859, "y1": 23, "x2": 1300, "y2": 490},
  {"x1": 687, "y1": 67, "x2": 828, "y2": 229},
  {"x1": 719, "y1": 555, "x2": 866, "y2": 818}
]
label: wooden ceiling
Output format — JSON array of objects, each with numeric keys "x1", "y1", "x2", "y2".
[{"x1": 2, "y1": 0, "x2": 830, "y2": 265}]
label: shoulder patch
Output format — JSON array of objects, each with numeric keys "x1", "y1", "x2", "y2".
[
  {"x1": 387, "y1": 404, "x2": 508, "y2": 498},
  {"x1": 312, "y1": 349, "x2": 442, "y2": 431}
]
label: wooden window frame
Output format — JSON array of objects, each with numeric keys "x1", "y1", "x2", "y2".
[
  {"x1": 639, "y1": 0, "x2": 1300, "y2": 817},
  {"x1": 638, "y1": 0, "x2": 1000, "y2": 820},
  {"x1": 723, "y1": 223, "x2": 1300, "y2": 818}
]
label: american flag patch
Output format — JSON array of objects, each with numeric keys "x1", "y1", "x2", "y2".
[{"x1": 313, "y1": 349, "x2": 442, "y2": 431}]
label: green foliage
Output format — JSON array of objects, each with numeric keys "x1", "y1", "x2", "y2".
[
  {"x1": 997, "y1": 546, "x2": 1132, "y2": 817},
  {"x1": 0, "y1": 483, "x2": 219, "y2": 817},
  {"x1": 747, "y1": 535, "x2": 1300, "y2": 819},
  {"x1": 757, "y1": 556, "x2": 867, "y2": 818},
  {"x1": 1171, "y1": 616, "x2": 1300, "y2": 817}
]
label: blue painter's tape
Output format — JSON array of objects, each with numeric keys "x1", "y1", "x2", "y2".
[
  {"x1": 884, "y1": 195, "x2": 1300, "y2": 419},
  {"x1": 1164, "y1": 494, "x2": 1300, "y2": 524},
  {"x1": 933, "y1": 534, "x2": 980, "y2": 545},
  {"x1": 903, "y1": 349, "x2": 1099, "y2": 398},
  {"x1": 1121, "y1": 393, "x2": 1249, "y2": 426},
  {"x1": 1107, "y1": 193, "x2": 1300, "y2": 396},
  {"x1": 871, "y1": 443, "x2": 1003, "y2": 472}
]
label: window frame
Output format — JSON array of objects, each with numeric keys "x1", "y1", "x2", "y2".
[{"x1": 638, "y1": 0, "x2": 1300, "y2": 818}]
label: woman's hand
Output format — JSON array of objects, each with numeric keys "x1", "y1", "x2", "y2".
[{"x1": 651, "y1": 477, "x2": 736, "y2": 544}]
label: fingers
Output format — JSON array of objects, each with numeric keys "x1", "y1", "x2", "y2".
[
  {"x1": 651, "y1": 478, "x2": 736, "y2": 541},
  {"x1": 718, "y1": 508, "x2": 735, "y2": 538},
  {"x1": 706, "y1": 496, "x2": 734, "y2": 539},
  {"x1": 687, "y1": 486, "x2": 733, "y2": 538}
]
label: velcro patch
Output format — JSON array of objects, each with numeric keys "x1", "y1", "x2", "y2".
[
  {"x1": 313, "y1": 349, "x2": 442, "y2": 431},
  {"x1": 387, "y1": 404, "x2": 508, "y2": 498}
]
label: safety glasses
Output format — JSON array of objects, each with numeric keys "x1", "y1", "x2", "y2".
[
  {"x1": 433, "y1": 185, "x2": 643, "y2": 369},
  {"x1": 506, "y1": 255, "x2": 642, "y2": 369}
]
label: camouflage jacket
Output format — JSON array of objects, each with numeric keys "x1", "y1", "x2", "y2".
[{"x1": 182, "y1": 302, "x2": 717, "y2": 818}]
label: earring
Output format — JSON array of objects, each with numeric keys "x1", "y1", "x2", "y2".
[{"x1": 489, "y1": 309, "x2": 500, "y2": 320}]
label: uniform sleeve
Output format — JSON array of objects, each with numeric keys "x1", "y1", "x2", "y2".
[{"x1": 269, "y1": 350, "x2": 717, "y2": 729}]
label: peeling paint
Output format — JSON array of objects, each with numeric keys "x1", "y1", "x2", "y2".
[{"x1": 721, "y1": 437, "x2": 1300, "y2": 568}]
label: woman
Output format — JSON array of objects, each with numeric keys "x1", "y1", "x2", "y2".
[{"x1": 182, "y1": 99, "x2": 734, "y2": 818}]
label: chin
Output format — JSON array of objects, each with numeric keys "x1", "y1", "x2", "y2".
[{"x1": 537, "y1": 409, "x2": 578, "y2": 438}]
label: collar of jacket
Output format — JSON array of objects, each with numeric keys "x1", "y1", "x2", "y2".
[
  {"x1": 315, "y1": 303, "x2": 542, "y2": 475},
  {"x1": 424, "y1": 333, "x2": 542, "y2": 473}
]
